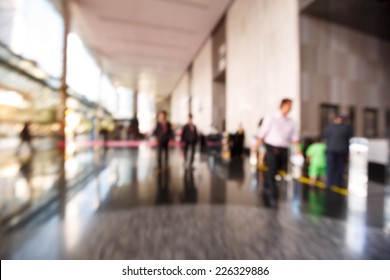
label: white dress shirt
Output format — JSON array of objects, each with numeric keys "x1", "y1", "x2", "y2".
[{"x1": 258, "y1": 112, "x2": 298, "y2": 148}]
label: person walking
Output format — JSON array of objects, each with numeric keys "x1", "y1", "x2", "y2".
[
  {"x1": 257, "y1": 118, "x2": 266, "y2": 166},
  {"x1": 17, "y1": 122, "x2": 33, "y2": 154},
  {"x1": 324, "y1": 115, "x2": 353, "y2": 189},
  {"x1": 257, "y1": 99, "x2": 301, "y2": 207},
  {"x1": 153, "y1": 110, "x2": 173, "y2": 169},
  {"x1": 181, "y1": 114, "x2": 198, "y2": 168}
]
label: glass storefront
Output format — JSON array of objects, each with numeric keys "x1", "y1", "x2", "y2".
[
  {"x1": 0, "y1": 0, "x2": 63, "y2": 78},
  {"x1": 0, "y1": 0, "x2": 117, "y2": 228},
  {"x1": 0, "y1": 43, "x2": 60, "y2": 153}
]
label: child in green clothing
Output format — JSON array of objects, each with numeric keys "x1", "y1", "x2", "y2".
[{"x1": 306, "y1": 137, "x2": 327, "y2": 186}]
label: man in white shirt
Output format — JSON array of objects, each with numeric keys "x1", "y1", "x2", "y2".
[{"x1": 257, "y1": 99, "x2": 301, "y2": 206}]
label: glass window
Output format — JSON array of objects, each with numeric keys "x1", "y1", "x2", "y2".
[
  {"x1": 67, "y1": 33, "x2": 100, "y2": 102},
  {"x1": 4, "y1": 0, "x2": 64, "y2": 78},
  {"x1": 100, "y1": 74, "x2": 117, "y2": 115},
  {"x1": 138, "y1": 92, "x2": 155, "y2": 133},
  {"x1": 116, "y1": 87, "x2": 134, "y2": 119}
]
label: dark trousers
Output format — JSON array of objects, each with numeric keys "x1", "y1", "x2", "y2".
[
  {"x1": 326, "y1": 152, "x2": 346, "y2": 189},
  {"x1": 264, "y1": 144, "x2": 288, "y2": 196},
  {"x1": 184, "y1": 142, "x2": 196, "y2": 164},
  {"x1": 158, "y1": 142, "x2": 169, "y2": 167}
]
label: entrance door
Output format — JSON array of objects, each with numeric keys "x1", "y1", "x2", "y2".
[
  {"x1": 320, "y1": 104, "x2": 339, "y2": 135},
  {"x1": 364, "y1": 108, "x2": 378, "y2": 138},
  {"x1": 386, "y1": 109, "x2": 390, "y2": 138},
  {"x1": 349, "y1": 106, "x2": 356, "y2": 135}
]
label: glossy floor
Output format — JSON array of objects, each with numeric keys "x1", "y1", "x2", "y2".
[{"x1": 1, "y1": 146, "x2": 390, "y2": 259}]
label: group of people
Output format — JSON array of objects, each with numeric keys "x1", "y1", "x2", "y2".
[
  {"x1": 152, "y1": 110, "x2": 247, "y2": 170},
  {"x1": 151, "y1": 99, "x2": 354, "y2": 205},
  {"x1": 19, "y1": 99, "x2": 353, "y2": 206},
  {"x1": 152, "y1": 111, "x2": 198, "y2": 170},
  {"x1": 255, "y1": 98, "x2": 353, "y2": 207},
  {"x1": 152, "y1": 100, "x2": 305, "y2": 207}
]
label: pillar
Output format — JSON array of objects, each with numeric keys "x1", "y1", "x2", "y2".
[
  {"x1": 57, "y1": 0, "x2": 70, "y2": 219},
  {"x1": 133, "y1": 90, "x2": 138, "y2": 119}
]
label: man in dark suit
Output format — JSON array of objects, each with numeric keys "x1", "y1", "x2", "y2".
[
  {"x1": 153, "y1": 110, "x2": 173, "y2": 169},
  {"x1": 181, "y1": 114, "x2": 198, "y2": 168},
  {"x1": 324, "y1": 114, "x2": 353, "y2": 189}
]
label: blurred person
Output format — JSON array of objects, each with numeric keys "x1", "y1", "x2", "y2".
[
  {"x1": 324, "y1": 114, "x2": 353, "y2": 189},
  {"x1": 257, "y1": 99, "x2": 301, "y2": 207},
  {"x1": 17, "y1": 122, "x2": 33, "y2": 154},
  {"x1": 250, "y1": 118, "x2": 264, "y2": 166},
  {"x1": 100, "y1": 127, "x2": 110, "y2": 150},
  {"x1": 153, "y1": 110, "x2": 173, "y2": 169},
  {"x1": 306, "y1": 136, "x2": 327, "y2": 186},
  {"x1": 257, "y1": 118, "x2": 266, "y2": 166},
  {"x1": 130, "y1": 117, "x2": 139, "y2": 139},
  {"x1": 181, "y1": 114, "x2": 198, "y2": 168},
  {"x1": 235, "y1": 123, "x2": 245, "y2": 157}
]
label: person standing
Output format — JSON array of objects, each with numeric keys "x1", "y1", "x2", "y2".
[
  {"x1": 181, "y1": 114, "x2": 198, "y2": 168},
  {"x1": 153, "y1": 111, "x2": 173, "y2": 169},
  {"x1": 17, "y1": 122, "x2": 33, "y2": 154},
  {"x1": 324, "y1": 115, "x2": 353, "y2": 189},
  {"x1": 257, "y1": 99, "x2": 301, "y2": 206},
  {"x1": 234, "y1": 124, "x2": 245, "y2": 157}
]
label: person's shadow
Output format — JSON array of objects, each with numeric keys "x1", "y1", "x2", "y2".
[
  {"x1": 181, "y1": 169, "x2": 197, "y2": 203},
  {"x1": 156, "y1": 168, "x2": 172, "y2": 205}
]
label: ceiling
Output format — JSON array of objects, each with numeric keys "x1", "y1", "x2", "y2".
[
  {"x1": 302, "y1": 0, "x2": 390, "y2": 42},
  {"x1": 71, "y1": 0, "x2": 231, "y2": 100}
]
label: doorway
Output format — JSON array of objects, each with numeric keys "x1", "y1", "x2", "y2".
[{"x1": 320, "y1": 104, "x2": 339, "y2": 134}]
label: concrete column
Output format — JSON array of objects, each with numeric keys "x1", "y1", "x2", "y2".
[
  {"x1": 57, "y1": 0, "x2": 70, "y2": 140},
  {"x1": 133, "y1": 90, "x2": 138, "y2": 118},
  {"x1": 57, "y1": 0, "x2": 70, "y2": 219},
  {"x1": 94, "y1": 68, "x2": 104, "y2": 142},
  {"x1": 188, "y1": 65, "x2": 193, "y2": 115},
  {"x1": 116, "y1": 88, "x2": 120, "y2": 117}
]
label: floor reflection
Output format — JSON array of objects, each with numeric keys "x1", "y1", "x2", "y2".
[
  {"x1": 2, "y1": 147, "x2": 390, "y2": 231},
  {"x1": 181, "y1": 169, "x2": 197, "y2": 203},
  {"x1": 307, "y1": 188, "x2": 325, "y2": 217},
  {"x1": 0, "y1": 147, "x2": 108, "y2": 231},
  {"x1": 1, "y1": 146, "x2": 390, "y2": 259},
  {"x1": 156, "y1": 168, "x2": 171, "y2": 205},
  {"x1": 345, "y1": 195, "x2": 367, "y2": 255}
]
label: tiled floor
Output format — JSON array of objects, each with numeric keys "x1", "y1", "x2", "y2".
[{"x1": 1, "y1": 145, "x2": 390, "y2": 259}]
